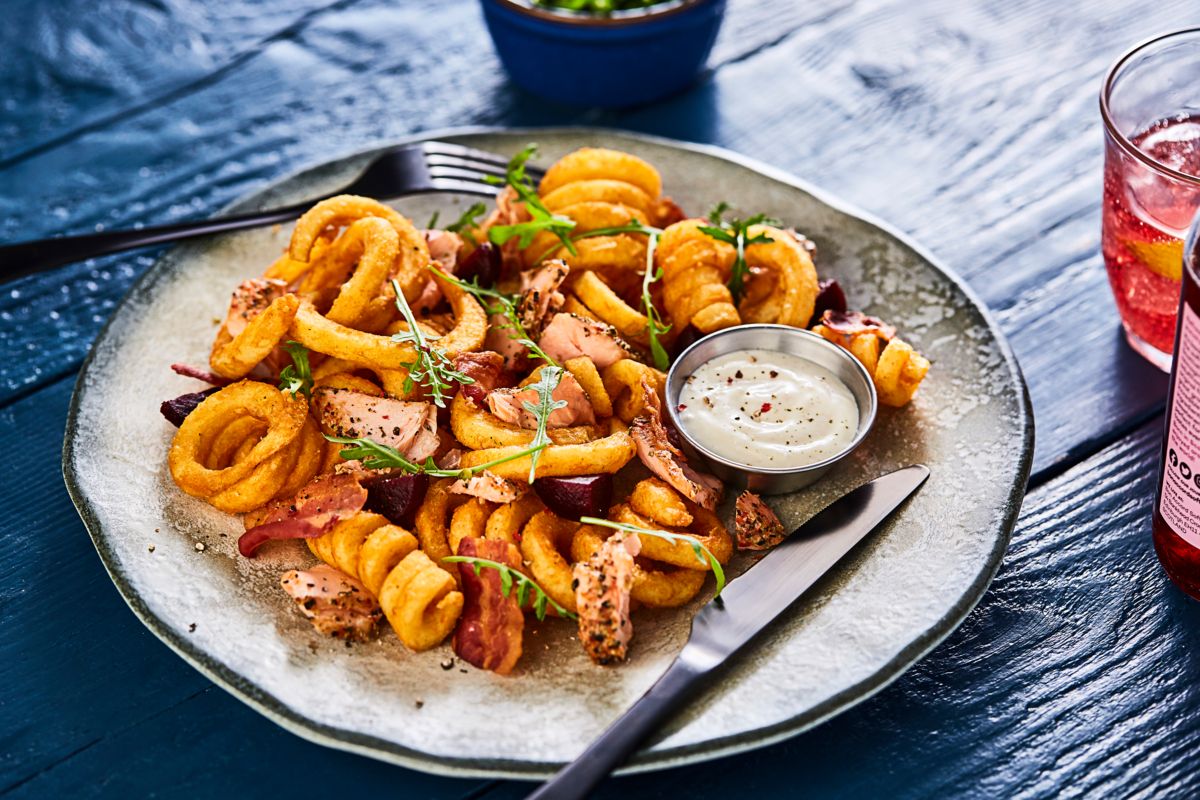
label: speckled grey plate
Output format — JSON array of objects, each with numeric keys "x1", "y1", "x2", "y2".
[{"x1": 63, "y1": 128, "x2": 1033, "y2": 779}]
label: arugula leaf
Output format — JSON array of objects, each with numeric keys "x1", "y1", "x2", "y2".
[
  {"x1": 277, "y1": 341, "x2": 313, "y2": 399},
  {"x1": 486, "y1": 145, "x2": 578, "y2": 257},
  {"x1": 640, "y1": 232, "x2": 671, "y2": 370},
  {"x1": 325, "y1": 433, "x2": 549, "y2": 480},
  {"x1": 389, "y1": 279, "x2": 475, "y2": 408},
  {"x1": 426, "y1": 211, "x2": 440, "y2": 229},
  {"x1": 580, "y1": 516, "x2": 726, "y2": 598},
  {"x1": 523, "y1": 366, "x2": 568, "y2": 482},
  {"x1": 442, "y1": 556, "x2": 577, "y2": 620},
  {"x1": 699, "y1": 205, "x2": 781, "y2": 303},
  {"x1": 444, "y1": 201, "x2": 487, "y2": 246}
]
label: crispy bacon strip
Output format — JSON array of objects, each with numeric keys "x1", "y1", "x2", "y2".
[
  {"x1": 280, "y1": 564, "x2": 381, "y2": 642},
  {"x1": 734, "y1": 491, "x2": 787, "y2": 550},
  {"x1": 574, "y1": 532, "x2": 640, "y2": 665},
  {"x1": 453, "y1": 351, "x2": 512, "y2": 409},
  {"x1": 630, "y1": 379, "x2": 722, "y2": 511},
  {"x1": 238, "y1": 473, "x2": 368, "y2": 557},
  {"x1": 820, "y1": 309, "x2": 896, "y2": 340},
  {"x1": 452, "y1": 537, "x2": 525, "y2": 674}
]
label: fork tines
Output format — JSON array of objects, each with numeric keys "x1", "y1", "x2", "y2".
[{"x1": 423, "y1": 141, "x2": 546, "y2": 181}]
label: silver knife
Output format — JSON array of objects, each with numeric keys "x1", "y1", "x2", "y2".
[{"x1": 527, "y1": 464, "x2": 931, "y2": 800}]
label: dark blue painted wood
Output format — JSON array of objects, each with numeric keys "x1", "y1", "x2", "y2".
[{"x1": 3, "y1": 0, "x2": 1198, "y2": 797}]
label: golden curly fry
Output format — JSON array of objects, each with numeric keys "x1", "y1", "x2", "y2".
[
  {"x1": 210, "y1": 291, "x2": 299, "y2": 380},
  {"x1": 415, "y1": 479, "x2": 467, "y2": 580},
  {"x1": 655, "y1": 220, "x2": 740, "y2": 334},
  {"x1": 484, "y1": 493, "x2": 544, "y2": 545},
  {"x1": 601, "y1": 359, "x2": 666, "y2": 423},
  {"x1": 739, "y1": 225, "x2": 819, "y2": 328},
  {"x1": 539, "y1": 148, "x2": 662, "y2": 200},
  {"x1": 272, "y1": 415, "x2": 325, "y2": 500},
  {"x1": 448, "y1": 498, "x2": 498, "y2": 556},
  {"x1": 612, "y1": 503, "x2": 732, "y2": 570},
  {"x1": 297, "y1": 217, "x2": 399, "y2": 328},
  {"x1": 873, "y1": 337, "x2": 931, "y2": 407},
  {"x1": 542, "y1": 178, "x2": 656, "y2": 219},
  {"x1": 523, "y1": 201, "x2": 648, "y2": 268},
  {"x1": 449, "y1": 392, "x2": 600, "y2": 449},
  {"x1": 202, "y1": 416, "x2": 266, "y2": 470},
  {"x1": 288, "y1": 273, "x2": 485, "y2": 370},
  {"x1": 458, "y1": 429, "x2": 636, "y2": 480},
  {"x1": 306, "y1": 512, "x2": 421, "y2": 598},
  {"x1": 519, "y1": 510, "x2": 580, "y2": 614},
  {"x1": 629, "y1": 477, "x2": 692, "y2": 528},
  {"x1": 563, "y1": 356, "x2": 613, "y2": 418},
  {"x1": 169, "y1": 382, "x2": 308, "y2": 510},
  {"x1": 571, "y1": 524, "x2": 706, "y2": 608},
  {"x1": 378, "y1": 550, "x2": 464, "y2": 651},
  {"x1": 571, "y1": 270, "x2": 651, "y2": 346},
  {"x1": 288, "y1": 195, "x2": 429, "y2": 299}
]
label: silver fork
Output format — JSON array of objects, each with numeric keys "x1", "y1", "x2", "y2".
[{"x1": 0, "y1": 141, "x2": 541, "y2": 284}]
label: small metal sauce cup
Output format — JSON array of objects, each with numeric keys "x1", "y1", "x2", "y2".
[{"x1": 665, "y1": 324, "x2": 878, "y2": 495}]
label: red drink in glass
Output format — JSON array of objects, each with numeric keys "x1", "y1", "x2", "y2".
[{"x1": 1101, "y1": 29, "x2": 1200, "y2": 370}]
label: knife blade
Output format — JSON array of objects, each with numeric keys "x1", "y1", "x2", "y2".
[{"x1": 527, "y1": 465, "x2": 930, "y2": 800}]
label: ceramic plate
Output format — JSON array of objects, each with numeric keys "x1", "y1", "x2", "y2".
[{"x1": 63, "y1": 128, "x2": 1033, "y2": 778}]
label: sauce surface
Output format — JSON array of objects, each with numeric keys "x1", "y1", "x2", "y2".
[{"x1": 677, "y1": 348, "x2": 859, "y2": 469}]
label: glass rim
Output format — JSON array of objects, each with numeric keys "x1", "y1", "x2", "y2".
[{"x1": 1101, "y1": 26, "x2": 1200, "y2": 188}]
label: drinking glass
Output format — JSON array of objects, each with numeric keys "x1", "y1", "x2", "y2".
[{"x1": 1101, "y1": 28, "x2": 1200, "y2": 371}]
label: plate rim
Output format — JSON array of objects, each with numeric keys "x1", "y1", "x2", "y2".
[{"x1": 61, "y1": 125, "x2": 1035, "y2": 779}]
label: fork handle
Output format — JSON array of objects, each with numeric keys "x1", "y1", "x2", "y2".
[
  {"x1": 526, "y1": 658, "x2": 704, "y2": 800},
  {"x1": 0, "y1": 199, "x2": 325, "y2": 284}
]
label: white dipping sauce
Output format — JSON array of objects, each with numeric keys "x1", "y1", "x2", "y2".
[{"x1": 677, "y1": 348, "x2": 859, "y2": 469}]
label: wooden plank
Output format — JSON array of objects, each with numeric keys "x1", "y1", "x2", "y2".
[
  {"x1": 0, "y1": 375, "x2": 488, "y2": 797},
  {"x1": 474, "y1": 418, "x2": 1200, "y2": 799},
  {"x1": 0, "y1": 0, "x2": 1186, "y2": 474}
]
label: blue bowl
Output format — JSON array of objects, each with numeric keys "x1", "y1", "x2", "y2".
[{"x1": 480, "y1": 0, "x2": 726, "y2": 109}]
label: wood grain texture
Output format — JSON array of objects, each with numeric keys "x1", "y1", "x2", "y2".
[{"x1": 0, "y1": 0, "x2": 1184, "y2": 472}]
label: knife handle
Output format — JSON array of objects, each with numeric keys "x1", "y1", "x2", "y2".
[{"x1": 526, "y1": 657, "x2": 704, "y2": 800}]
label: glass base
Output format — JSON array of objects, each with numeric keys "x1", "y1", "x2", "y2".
[{"x1": 1124, "y1": 325, "x2": 1174, "y2": 371}]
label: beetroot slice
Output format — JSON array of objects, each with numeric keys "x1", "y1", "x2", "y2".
[
  {"x1": 457, "y1": 242, "x2": 501, "y2": 288},
  {"x1": 812, "y1": 279, "x2": 847, "y2": 321},
  {"x1": 160, "y1": 387, "x2": 219, "y2": 427},
  {"x1": 363, "y1": 473, "x2": 430, "y2": 529},
  {"x1": 535, "y1": 474, "x2": 613, "y2": 522}
]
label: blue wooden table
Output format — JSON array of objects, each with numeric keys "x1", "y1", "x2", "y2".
[{"x1": 5, "y1": 1, "x2": 1200, "y2": 797}]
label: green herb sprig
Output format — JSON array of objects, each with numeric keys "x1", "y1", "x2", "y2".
[
  {"x1": 523, "y1": 366, "x2": 567, "y2": 482},
  {"x1": 430, "y1": 267, "x2": 559, "y2": 367},
  {"x1": 442, "y1": 556, "x2": 577, "y2": 620},
  {"x1": 325, "y1": 434, "x2": 546, "y2": 481},
  {"x1": 389, "y1": 279, "x2": 475, "y2": 407},
  {"x1": 444, "y1": 201, "x2": 488, "y2": 246},
  {"x1": 278, "y1": 341, "x2": 313, "y2": 399},
  {"x1": 698, "y1": 204, "x2": 780, "y2": 303},
  {"x1": 486, "y1": 145, "x2": 577, "y2": 254},
  {"x1": 580, "y1": 516, "x2": 726, "y2": 598}
]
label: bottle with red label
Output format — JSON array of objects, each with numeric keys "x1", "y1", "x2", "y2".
[{"x1": 1154, "y1": 213, "x2": 1200, "y2": 600}]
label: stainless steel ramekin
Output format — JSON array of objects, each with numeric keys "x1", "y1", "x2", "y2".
[{"x1": 665, "y1": 324, "x2": 878, "y2": 495}]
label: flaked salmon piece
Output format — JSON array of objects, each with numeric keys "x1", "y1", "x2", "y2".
[
  {"x1": 220, "y1": 278, "x2": 289, "y2": 340},
  {"x1": 538, "y1": 313, "x2": 632, "y2": 370},
  {"x1": 486, "y1": 371, "x2": 596, "y2": 429},
  {"x1": 480, "y1": 186, "x2": 531, "y2": 273},
  {"x1": 630, "y1": 379, "x2": 723, "y2": 511},
  {"x1": 484, "y1": 312, "x2": 531, "y2": 371},
  {"x1": 280, "y1": 564, "x2": 381, "y2": 642},
  {"x1": 453, "y1": 537, "x2": 525, "y2": 674},
  {"x1": 734, "y1": 491, "x2": 787, "y2": 550},
  {"x1": 451, "y1": 471, "x2": 528, "y2": 503},
  {"x1": 573, "y1": 532, "x2": 640, "y2": 665},
  {"x1": 411, "y1": 230, "x2": 465, "y2": 314},
  {"x1": 314, "y1": 388, "x2": 439, "y2": 461},
  {"x1": 516, "y1": 260, "x2": 569, "y2": 337}
]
